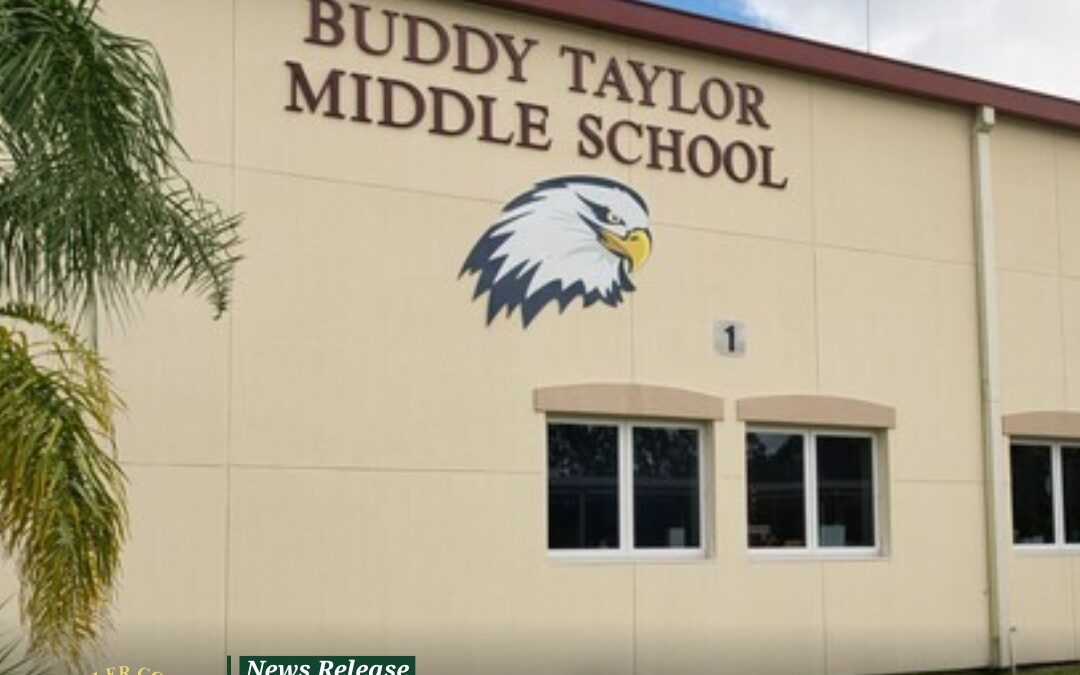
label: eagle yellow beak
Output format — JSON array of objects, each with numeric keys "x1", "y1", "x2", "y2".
[{"x1": 600, "y1": 229, "x2": 652, "y2": 272}]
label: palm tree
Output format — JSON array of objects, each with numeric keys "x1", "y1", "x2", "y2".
[
  {"x1": 0, "y1": 303, "x2": 123, "y2": 671},
  {"x1": 0, "y1": 0, "x2": 241, "y2": 669}
]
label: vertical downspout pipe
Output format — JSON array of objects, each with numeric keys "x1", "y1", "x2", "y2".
[{"x1": 973, "y1": 104, "x2": 1011, "y2": 668}]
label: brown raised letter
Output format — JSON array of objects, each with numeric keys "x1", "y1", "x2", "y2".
[
  {"x1": 646, "y1": 125, "x2": 685, "y2": 173},
  {"x1": 380, "y1": 77, "x2": 426, "y2": 129},
  {"x1": 404, "y1": 13, "x2": 450, "y2": 66},
  {"x1": 607, "y1": 120, "x2": 643, "y2": 165},
  {"x1": 285, "y1": 61, "x2": 346, "y2": 119},
  {"x1": 454, "y1": 24, "x2": 499, "y2": 76},
  {"x1": 688, "y1": 135, "x2": 723, "y2": 177},
  {"x1": 306, "y1": 0, "x2": 345, "y2": 47},
  {"x1": 595, "y1": 58, "x2": 633, "y2": 103},
  {"x1": 724, "y1": 141, "x2": 758, "y2": 183},
  {"x1": 350, "y1": 4, "x2": 397, "y2": 55},
  {"x1": 700, "y1": 78, "x2": 734, "y2": 121},
  {"x1": 430, "y1": 87, "x2": 476, "y2": 136},
  {"x1": 478, "y1": 96, "x2": 514, "y2": 145},
  {"x1": 759, "y1": 145, "x2": 789, "y2": 189},
  {"x1": 737, "y1": 83, "x2": 770, "y2": 129},
  {"x1": 560, "y1": 45, "x2": 596, "y2": 94},
  {"x1": 578, "y1": 114, "x2": 605, "y2": 159},
  {"x1": 350, "y1": 72, "x2": 373, "y2": 123},
  {"x1": 667, "y1": 68, "x2": 700, "y2": 116},
  {"x1": 628, "y1": 60, "x2": 663, "y2": 107},
  {"x1": 517, "y1": 102, "x2": 553, "y2": 151},
  {"x1": 499, "y1": 35, "x2": 539, "y2": 84}
]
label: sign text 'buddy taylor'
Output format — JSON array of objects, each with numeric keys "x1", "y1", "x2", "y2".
[{"x1": 285, "y1": 0, "x2": 789, "y2": 188}]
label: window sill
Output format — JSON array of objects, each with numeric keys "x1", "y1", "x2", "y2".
[
  {"x1": 1013, "y1": 544, "x2": 1080, "y2": 556},
  {"x1": 547, "y1": 549, "x2": 708, "y2": 564},
  {"x1": 748, "y1": 548, "x2": 885, "y2": 563}
]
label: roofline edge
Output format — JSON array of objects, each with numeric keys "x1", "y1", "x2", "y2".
[{"x1": 461, "y1": 0, "x2": 1080, "y2": 131}]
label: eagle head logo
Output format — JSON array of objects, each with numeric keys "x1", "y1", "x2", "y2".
[{"x1": 460, "y1": 175, "x2": 652, "y2": 327}]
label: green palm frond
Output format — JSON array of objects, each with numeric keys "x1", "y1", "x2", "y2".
[
  {"x1": 0, "y1": 0, "x2": 241, "y2": 667},
  {"x1": 0, "y1": 302, "x2": 126, "y2": 669},
  {"x1": 0, "y1": 0, "x2": 241, "y2": 320}
]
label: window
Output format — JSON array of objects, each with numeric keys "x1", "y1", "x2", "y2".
[
  {"x1": 547, "y1": 420, "x2": 705, "y2": 558},
  {"x1": 746, "y1": 429, "x2": 879, "y2": 554},
  {"x1": 1011, "y1": 441, "x2": 1080, "y2": 547}
]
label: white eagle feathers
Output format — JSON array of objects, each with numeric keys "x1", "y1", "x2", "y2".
[{"x1": 460, "y1": 176, "x2": 652, "y2": 327}]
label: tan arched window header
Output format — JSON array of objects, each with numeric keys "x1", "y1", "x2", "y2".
[
  {"x1": 737, "y1": 395, "x2": 896, "y2": 429},
  {"x1": 1003, "y1": 411, "x2": 1080, "y2": 439},
  {"x1": 533, "y1": 384, "x2": 724, "y2": 421}
]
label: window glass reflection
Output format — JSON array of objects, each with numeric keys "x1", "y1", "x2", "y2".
[
  {"x1": 548, "y1": 424, "x2": 619, "y2": 549},
  {"x1": 633, "y1": 427, "x2": 700, "y2": 548},
  {"x1": 746, "y1": 432, "x2": 806, "y2": 548},
  {"x1": 817, "y1": 435, "x2": 875, "y2": 548},
  {"x1": 1063, "y1": 447, "x2": 1080, "y2": 544},
  {"x1": 1010, "y1": 445, "x2": 1054, "y2": 545}
]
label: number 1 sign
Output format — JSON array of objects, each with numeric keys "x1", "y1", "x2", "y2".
[{"x1": 714, "y1": 320, "x2": 746, "y2": 357}]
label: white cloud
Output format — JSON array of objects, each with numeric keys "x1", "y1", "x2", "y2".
[
  {"x1": 740, "y1": 0, "x2": 868, "y2": 51},
  {"x1": 738, "y1": 0, "x2": 1080, "y2": 101}
]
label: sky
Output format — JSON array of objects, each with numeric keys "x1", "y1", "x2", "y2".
[{"x1": 644, "y1": 0, "x2": 1080, "y2": 102}]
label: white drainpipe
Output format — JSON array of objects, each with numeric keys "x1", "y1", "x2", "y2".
[{"x1": 973, "y1": 104, "x2": 1012, "y2": 668}]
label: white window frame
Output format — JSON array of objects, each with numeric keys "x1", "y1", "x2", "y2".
[
  {"x1": 546, "y1": 416, "x2": 708, "y2": 562},
  {"x1": 746, "y1": 426, "x2": 882, "y2": 560},
  {"x1": 1011, "y1": 440, "x2": 1080, "y2": 552}
]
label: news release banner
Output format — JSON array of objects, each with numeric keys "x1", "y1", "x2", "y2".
[{"x1": 235, "y1": 656, "x2": 415, "y2": 675}]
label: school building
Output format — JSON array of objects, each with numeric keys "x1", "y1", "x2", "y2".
[{"x1": 62, "y1": 0, "x2": 1080, "y2": 672}]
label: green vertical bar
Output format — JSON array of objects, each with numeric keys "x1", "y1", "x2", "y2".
[{"x1": 226, "y1": 655, "x2": 231, "y2": 675}]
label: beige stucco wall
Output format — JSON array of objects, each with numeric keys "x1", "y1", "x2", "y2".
[
  {"x1": 994, "y1": 119, "x2": 1080, "y2": 665},
  {"x1": 9, "y1": 0, "x2": 1060, "y2": 673}
]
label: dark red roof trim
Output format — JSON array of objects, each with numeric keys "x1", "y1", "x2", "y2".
[{"x1": 464, "y1": 0, "x2": 1080, "y2": 131}]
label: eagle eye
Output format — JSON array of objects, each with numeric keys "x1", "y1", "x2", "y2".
[{"x1": 578, "y1": 194, "x2": 627, "y2": 230}]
